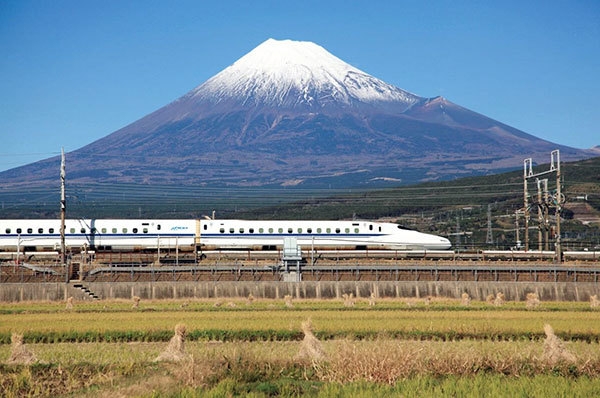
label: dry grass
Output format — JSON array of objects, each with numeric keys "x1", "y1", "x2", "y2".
[
  {"x1": 132, "y1": 296, "x2": 141, "y2": 309},
  {"x1": 155, "y1": 324, "x2": 189, "y2": 362},
  {"x1": 484, "y1": 293, "x2": 507, "y2": 306},
  {"x1": 4, "y1": 338, "x2": 600, "y2": 396},
  {"x1": 461, "y1": 292, "x2": 471, "y2": 306},
  {"x1": 591, "y1": 295, "x2": 600, "y2": 309},
  {"x1": 6, "y1": 333, "x2": 38, "y2": 365},
  {"x1": 284, "y1": 294, "x2": 293, "y2": 308},
  {"x1": 319, "y1": 338, "x2": 600, "y2": 384},
  {"x1": 368, "y1": 292, "x2": 376, "y2": 307},
  {"x1": 3, "y1": 299, "x2": 600, "y2": 396},
  {"x1": 65, "y1": 296, "x2": 74, "y2": 310},
  {"x1": 320, "y1": 340, "x2": 420, "y2": 384},
  {"x1": 542, "y1": 324, "x2": 576, "y2": 365},
  {"x1": 295, "y1": 318, "x2": 325, "y2": 362},
  {"x1": 342, "y1": 293, "x2": 355, "y2": 307},
  {"x1": 526, "y1": 293, "x2": 541, "y2": 309},
  {"x1": 494, "y1": 292, "x2": 505, "y2": 307},
  {"x1": 3, "y1": 302, "x2": 600, "y2": 339}
]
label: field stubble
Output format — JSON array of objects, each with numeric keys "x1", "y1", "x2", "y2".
[
  {"x1": 2, "y1": 298, "x2": 600, "y2": 396},
  {"x1": 2, "y1": 339, "x2": 600, "y2": 396}
]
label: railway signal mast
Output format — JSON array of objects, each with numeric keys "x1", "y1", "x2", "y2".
[{"x1": 523, "y1": 150, "x2": 563, "y2": 262}]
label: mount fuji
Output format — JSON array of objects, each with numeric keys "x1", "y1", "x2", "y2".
[{"x1": 1, "y1": 38, "x2": 596, "y2": 189}]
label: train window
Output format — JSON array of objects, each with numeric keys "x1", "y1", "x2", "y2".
[
  {"x1": 229, "y1": 228, "x2": 234, "y2": 233},
  {"x1": 317, "y1": 228, "x2": 322, "y2": 233},
  {"x1": 326, "y1": 228, "x2": 331, "y2": 233},
  {"x1": 298, "y1": 228, "x2": 302, "y2": 233},
  {"x1": 258, "y1": 228, "x2": 263, "y2": 233},
  {"x1": 5, "y1": 228, "x2": 10, "y2": 234},
  {"x1": 157, "y1": 225, "x2": 161, "y2": 230},
  {"x1": 345, "y1": 228, "x2": 350, "y2": 233},
  {"x1": 91, "y1": 228, "x2": 97, "y2": 233},
  {"x1": 307, "y1": 228, "x2": 312, "y2": 233},
  {"x1": 143, "y1": 228, "x2": 148, "y2": 234},
  {"x1": 203, "y1": 225, "x2": 207, "y2": 230},
  {"x1": 278, "y1": 228, "x2": 283, "y2": 233},
  {"x1": 132, "y1": 228, "x2": 138, "y2": 234},
  {"x1": 80, "y1": 228, "x2": 86, "y2": 234},
  {"x1": 112, "y1": 228, "x2": 117, "y2": 233},
  {"x1": 379, "y1": 227, "x2": 381, "y2": 232},
  {"x1": 239, "y1": 228, "x2": 244, "y2": 233},
  {"x1": 220, "y1": 228, "x2": 225, "y2": 233},
  {"x1": 122, "y1": 228, "x2": 128, "y2": 233},
  {"x1": 369, "y1": 225, "x2": 373, "y2": 231},
  {"x1": 335, "y1": 228, "x2": 340, "y2": 233},
  {"x1": 354, "y1": 228, "x2": 359, "y2": 233},
  {"x1": 70, "y1": 228, "x2": 75, "y2": 233},
  {"x1": 288, "y1": 228, "x2": 293, "y2": 234},
  {"x1": 101, "y1": 228, "x2": 106, "y2": 233},
  {"x1": 38, "y1": 228, "x2": 43, "y2": 233},
  {"x1": 249, "y1": 228, "x2": 254, "y2": 233},
  {"x1": 49, "y1": 228, "x2": 54, "y2": 233},
  {"x1": 17, "y1": 228, "x2": 22, "y2": 234},
  {"x1": 269, "y1": 228, "x2": 273, "y2": 233},
  {"x1": 27, "y1": 228, "x2": 33, "y2": 234}
]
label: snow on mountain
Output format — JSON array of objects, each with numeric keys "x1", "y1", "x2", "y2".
[{"x1": 190, "y1": 38, "x2": 421, "y2": 110}]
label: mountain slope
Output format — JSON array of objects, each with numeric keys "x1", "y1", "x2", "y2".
[{"x1": 0, "y1": 38, "x2": 596, "y2": 189}]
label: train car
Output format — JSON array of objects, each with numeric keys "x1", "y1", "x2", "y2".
[
  {"x1": 0, "y1": 219, "x2": 198, "y2": 252},
  {"x1": 0, "y1": 218, "x2": 451, "y2": 252},
  {"x1": 199, "y1": 219, "x2": 451, "y2": 250}
]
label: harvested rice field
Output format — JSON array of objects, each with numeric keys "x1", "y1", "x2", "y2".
[{"x1": 1, "y1": 297, "x2": 600, "y2": 397}]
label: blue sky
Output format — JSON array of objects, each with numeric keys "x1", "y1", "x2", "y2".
[{"x1": 1, "y1": 0, "x2": 599, "y2": 172}]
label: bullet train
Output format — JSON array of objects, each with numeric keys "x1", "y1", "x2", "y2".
[{"x1": 0, "y1": 218, "x2": 451, "y2": 252}]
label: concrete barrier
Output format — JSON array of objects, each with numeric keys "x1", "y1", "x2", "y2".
[{"x1": 0, "y1": 281, "x2": 599, "y2": 302}]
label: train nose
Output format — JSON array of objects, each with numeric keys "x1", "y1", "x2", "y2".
[
  {"x1": 433, "y1": 236, "x2": 451, "y2": 249},
  {"x1": 421, "y1": 233, "x2": 452, "y2": 250}
]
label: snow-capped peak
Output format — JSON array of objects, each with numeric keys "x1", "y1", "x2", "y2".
[{"x1": 191, "y1": 38, "x2": 421, "y2": 109}]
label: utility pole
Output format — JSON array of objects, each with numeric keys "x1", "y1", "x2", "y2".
[
  {"x1": 486, "y1": 204, "x2": 493, "y2": 245},
  {"x1": 515, "y1": 211, "x2": 521, "y2": 249},
  {"x1": 523, "y1": 150, "x2": 563, "y2": 262},
  {"x1": 536, "y1": 179, "x2": 547, "y2": 251},
  {"x1": 543, "y1": 180, "x2": 550, "y2": 251},
  {"x1": 60, "y1": 148, "x2": 67, "y2": 283},
  {"x1": 455, "y1": 216, "x2": 461, "y2": 248},
  {"x1": 553, "y1": 150, "x2": 562, "y2": 262},
  {"x1": 523, "y1": 158, "x2": 532, "y2": 251}
]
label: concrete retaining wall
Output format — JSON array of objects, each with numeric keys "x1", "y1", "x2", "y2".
[{"x1": 1, "y1": 281, "x2": 599, "y2": 302}]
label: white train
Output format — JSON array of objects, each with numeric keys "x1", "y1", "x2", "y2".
[{"x1": 0, "y1": 218, "x2": 451, "y2": 252}]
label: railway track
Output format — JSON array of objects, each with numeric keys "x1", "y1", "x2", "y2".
[
  {"x1": 3, "y1": 249, "x2": 599, "y2": 263},
  {"x1": 65, "y1": 263, "x2": 599, "y2": 284},
  {"x1": 1, "y1": 249, "x2": 599, "y2": 283},
  {"x1": 2, "y1": 261, "x2": 600, "y2": 284}
]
